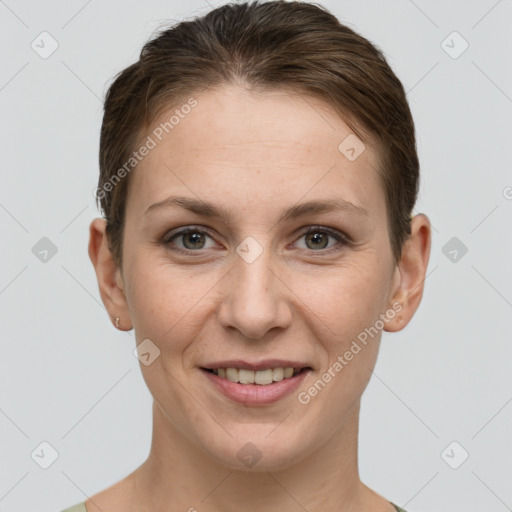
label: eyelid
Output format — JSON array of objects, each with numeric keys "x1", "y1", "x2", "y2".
[
  {"x1": 163, "y1": 225, "x2": 218, "y2": 249},
  {"x1": 299, "y1": 225, "x2": 351, "y2": 243},
  {"x1": 163, "y1": 225, "x2": 213, "y2": 240},
  {"x1": 291, "y1": 225, "x2": 350, "y2": 253}
]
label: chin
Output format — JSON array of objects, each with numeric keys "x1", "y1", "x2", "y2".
[{"x1": 204, "y1": 428, "x2": 309, "y2": 472}]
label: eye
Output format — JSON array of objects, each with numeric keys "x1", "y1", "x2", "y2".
[
  {"x1": 163, "y1": 225, "x2": 349, "y2": 255},
  {"x1": 293, "y1": 226, "x2": 347, "y2": 252},
  {"x1": 164, "y1": 228, "x2": 216, "y2": 253}
]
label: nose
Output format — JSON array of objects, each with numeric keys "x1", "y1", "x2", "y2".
[{"x1": 217, "y1": 246, "x2": 293, "y2": 340}]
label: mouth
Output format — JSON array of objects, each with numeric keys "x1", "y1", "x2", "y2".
[
  {"x1": 201, "y1": 366, "x2": 311, "y2": 385},
  {"x1": 200, "y1": 364, "x2": 312, "y2": 405}
]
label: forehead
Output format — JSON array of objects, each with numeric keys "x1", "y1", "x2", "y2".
[{"x1": 127, "y1": 85, "x2": 385, "y2": 219}]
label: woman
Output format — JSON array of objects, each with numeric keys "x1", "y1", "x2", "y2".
[{"x1": 64, "y1": 1, "x2": 431, "y2": 510}]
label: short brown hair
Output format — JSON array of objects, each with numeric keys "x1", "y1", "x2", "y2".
[{"x1": 97, "y1": 0, "x2": 419, "y2": 269}]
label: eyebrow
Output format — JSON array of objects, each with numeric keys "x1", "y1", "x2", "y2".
[{"x1": 144, "y1": 195, "x2": 369, "y2": 223}]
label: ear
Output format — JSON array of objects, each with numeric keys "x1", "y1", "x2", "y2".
[
  {"x1": 88, "y1": 218, "x2": 133, "y2": 331},
  {"x1": 384, "y1": 213, "x2": 431, "y2": 332}
]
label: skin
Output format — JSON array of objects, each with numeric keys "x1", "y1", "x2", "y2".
[{"x1": 88, "y1": 84, "x2": 431, "y2": 512}]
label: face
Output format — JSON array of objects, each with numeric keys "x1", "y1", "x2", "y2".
[{"x1": 93, "y1": 85, "x2": 425, "y2": 471}]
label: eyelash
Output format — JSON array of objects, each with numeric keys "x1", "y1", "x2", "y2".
[{"x1": 162, "y1": 225, "x2": 350, "y2": 256}]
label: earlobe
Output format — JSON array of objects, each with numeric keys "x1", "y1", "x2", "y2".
[
  {"x1": 384, "y1": 214, "x2": 431, "y2": 333},
  {"x1": 88, "y1": 218, "x2": 133, "y2": 331}
]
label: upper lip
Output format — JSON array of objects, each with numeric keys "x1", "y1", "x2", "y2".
[{"x1": 201, "y1": 359, "x2": 312, "y2": 371}]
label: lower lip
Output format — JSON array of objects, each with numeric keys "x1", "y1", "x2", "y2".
[{"x1": 201, "y1": 368, "x2": 311, "y2": 406}]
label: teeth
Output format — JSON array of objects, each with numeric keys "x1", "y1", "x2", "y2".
[
  {"x1": 272, "y1": 367, "x2": 284, "y2": 382},
  {"x1": 255, "y1": 369, "x2": 273, "y2": 385},
  {"x1": 239, "y1": 369, "x2": 255, "y2": 384},
  {"x1": 226, "y1": 368, "x2": 238, "y2": 383},
  {"x1": 211, "y1": 367, "x2": 303, "y2": 385}
]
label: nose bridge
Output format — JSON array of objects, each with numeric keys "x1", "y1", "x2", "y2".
[
  {"x1": 218, "y1": 238, "x2": 291, "y2": 339},
  {"x1": 236, "y1": 245, "x2": 275, "y2": 300}
]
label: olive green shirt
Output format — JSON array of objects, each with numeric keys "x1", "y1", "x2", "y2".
[{"x1": 61, "y1": 501, "x2": 409, "y2": 511}]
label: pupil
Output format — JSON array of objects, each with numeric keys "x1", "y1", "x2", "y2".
[
  {"x1": 307, "y1": 232, "x2": 327, "y2": 249},
  {"x1": 185, "y1": 232, "x2": 204, "y2": 249}
]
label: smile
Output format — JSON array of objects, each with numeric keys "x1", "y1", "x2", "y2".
[
  {"x1": 204, "y1": 367, "x2": 306, "y2": 385},
  {"x1": 201, "y1": 366, "x2": 312, "y2": 406}
]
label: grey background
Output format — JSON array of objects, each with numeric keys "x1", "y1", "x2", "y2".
[{"x1": 1, "y1": 1, "x2": 511, "y2": 511}]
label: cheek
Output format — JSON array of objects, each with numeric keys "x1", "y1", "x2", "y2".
[
  {"x1": 305, "y1": 261, "x2": 390, "y2": 388},
  {"x1": 307, "y1": 261, "x2": 389, "y2": 336},
  {"x1": 305, "y1": 270, "x2": 386, "y2": 410},
  {"x1": 123, "y1": 253, "x2": 184, "y2": 337},
  {"x1": 124, "y1": 252, "x2": 221, "y2": 348}
]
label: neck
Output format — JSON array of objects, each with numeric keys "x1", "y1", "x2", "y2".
[{"x1": 127, "y1": 399, "x2": 388, "y2": 512}]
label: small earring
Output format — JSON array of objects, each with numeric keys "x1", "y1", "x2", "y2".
[{"x1": 115, "y1": 317, "x2": 120, "y2": 329}]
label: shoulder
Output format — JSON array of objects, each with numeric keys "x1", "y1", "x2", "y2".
[{"x1": 60, "y1": 503, "x2": 88, "y2": 512}]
